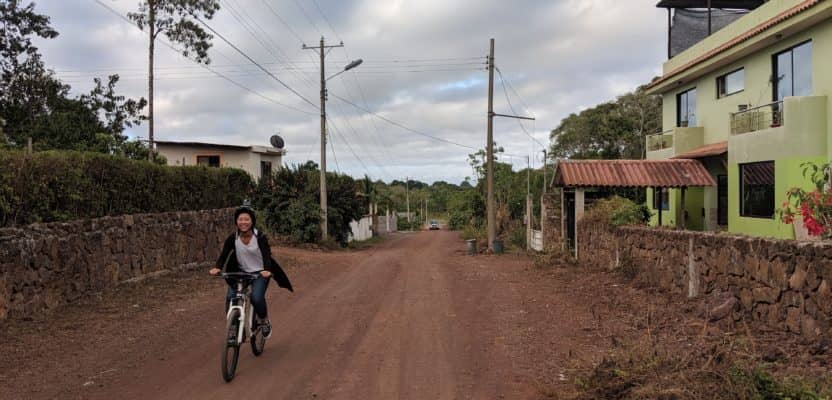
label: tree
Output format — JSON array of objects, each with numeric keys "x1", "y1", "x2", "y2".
[
  {"x1": 0, "y1": 0, "x2": 59, "y2": 147},
  {"x1": 128, "y1": 0, "x2": 220, "y2": 159},
  {"x1": 549, "y1": 85, "x2": 661, "y2": 160}
]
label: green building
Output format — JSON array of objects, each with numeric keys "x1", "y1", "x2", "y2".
[{"x1": 645, "y1": 0, "x2": 832, "y2": 239}]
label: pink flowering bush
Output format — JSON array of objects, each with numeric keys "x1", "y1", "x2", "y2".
[{"x1": 778, "y1": 162, "x2": 832, "y2": 239}]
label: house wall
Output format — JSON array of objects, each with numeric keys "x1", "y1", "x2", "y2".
[
  {"x1": 157, "y1": 144, "x2": 283, "y2": 180},
  {"x1": 575, "y1": 222, "x2": 832, "y2": 341},
  {"x1": 651, "y1": 8, "x2": 832, "y2": 238}
]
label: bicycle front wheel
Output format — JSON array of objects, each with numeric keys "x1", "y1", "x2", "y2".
[
  {"x1": 221, "y1": 309, "x2": 241, "y2": 382},
  {"x1": 251, "y1": 323, "x2": 265, "y2": 356}
]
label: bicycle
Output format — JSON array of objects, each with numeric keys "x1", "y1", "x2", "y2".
[{"x1": 217, "y1": 272, "x2": 267, "y2": 382}]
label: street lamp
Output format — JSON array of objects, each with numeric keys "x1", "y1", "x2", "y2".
[{"x1": 317, "y1": 57, "x2": 362, "y2": 240}]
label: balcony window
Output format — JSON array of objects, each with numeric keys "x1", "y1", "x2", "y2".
[
  {"x1": 197, "y1": 155, "x2": 221, "y2": 168},
  {"x1": 773, "y1": 41, "x2": 812, "y2": 102},
  {"x1": 676, "y1": 88, "x2": 696, "y2": 127},
  {"x1": 740, "y1": 161, "x2": 775, "y2": 219},
  {"x1": 717, "y1": 68, "x2": 744, "y2": 98}
]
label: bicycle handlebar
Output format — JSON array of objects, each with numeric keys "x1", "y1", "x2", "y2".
[{"x1": 216, "y1": 272, "x2": 262, "y2": 280}]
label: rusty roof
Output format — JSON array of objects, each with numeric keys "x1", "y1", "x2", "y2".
[
  {"x1": 648, "y1": 0, "x2": 821, "y2": 91},
  {"x1": 671, "y1": 141, "x2": 728, "y2": 159},
  {"x1": 552, "y1": 159, "x2": 716, "y2": 188}
]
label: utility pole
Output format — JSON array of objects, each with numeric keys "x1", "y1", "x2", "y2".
[
  {"x1": 527, "y1": 156, "x2": 532, "y2": 250},
  {"x1": 304, "y1": 37, "x2": 344, "y2": 241},
  {"x1": 486, "y1": 38, "x2": 496, "y2": 251},
  {"x1": 406, "y1": 177, "x2": 411, "y2": 223},
  {"x1": 485, "y1": 38, "x2": 536, "y2": 252}
]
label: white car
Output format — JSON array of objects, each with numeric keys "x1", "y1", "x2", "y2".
[{"x1": 429, "y1": 220, "x2": 440, "y2": 230}]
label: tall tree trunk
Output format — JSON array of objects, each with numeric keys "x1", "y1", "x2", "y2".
[{"x1": 147, "y1": 2, "x2": 155, "y2": 160}]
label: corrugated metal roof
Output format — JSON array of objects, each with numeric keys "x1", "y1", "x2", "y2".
[
  {"x1": 671, "y1": 141, "x2": 728, "y2": 159},
  {"x1": 553, "y1": 159, "x2": 716, "y2": 188},
  {"x1": 648, "y1": 0, "x2": 821, "y2": 91}
]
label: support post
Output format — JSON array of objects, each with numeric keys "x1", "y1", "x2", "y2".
[
  {"x1": 707, "y1": 0, "x2": 712, "y2": 35},
  {"x1": 657, "y1": 187, "x2": 663, "y2": 227},
  {"x1": 667, "y1": 8, "x2": 672, "y2": 59},
  {"x1": 680, "y1": 187, "x2": 687, "y2": 229}
]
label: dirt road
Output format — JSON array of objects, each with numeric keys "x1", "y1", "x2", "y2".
[{"x1": 1, "y1": 231, "x2": 621, "y2": 399}]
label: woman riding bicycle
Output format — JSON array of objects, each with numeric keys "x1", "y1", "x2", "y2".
[{"x1": 209, "y1": 204, "x2": 293, "y2": 339}]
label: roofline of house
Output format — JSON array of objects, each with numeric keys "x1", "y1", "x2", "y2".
[
  {"x1": 646, "y1": 0, "x2": 826, "y2": 95},
  {"x1": 155, "y1": 140, "x2": 286, "y2": 155}
]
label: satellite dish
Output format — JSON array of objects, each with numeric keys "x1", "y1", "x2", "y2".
[{"x1": 269, "y1": 135, "x2": 284, "y2": 149}]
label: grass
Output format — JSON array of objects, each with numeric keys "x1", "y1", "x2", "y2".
[{"x1": 346, "y1": 235, "x2": 385, "y2": 250}]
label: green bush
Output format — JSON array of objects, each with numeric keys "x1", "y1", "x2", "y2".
[
  {"x1": 0, "y1": 150, "x2": 252, "y2": 226},
  {"x1": 254, "y1": 162, "x2": 365, "y2": 246},
  {"x1": 584, "y1": 196, "x2": 651, "y2": 227}
]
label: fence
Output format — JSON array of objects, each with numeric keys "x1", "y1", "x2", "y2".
[
  {"x1": 531, "y1": 230, "x2": 543, "y2": 251},
  {"x1": 348, "y1": 216, "x2": 374, "y2": 242},
  {"x1": 731, "y1": 101, "x2": 783, "y2": 135}
]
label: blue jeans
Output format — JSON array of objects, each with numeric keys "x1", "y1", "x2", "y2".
[{"x1": 226, "y1": 276, "x2": 270, "y2": 319}]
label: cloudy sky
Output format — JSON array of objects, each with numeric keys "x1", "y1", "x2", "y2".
[{"x1": 34, "y1": 0, "x2": 666, "y2": 184}]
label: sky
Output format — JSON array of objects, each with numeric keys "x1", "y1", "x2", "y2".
[{"x1": 33, "y1": 0, "x2": 667, "y2": 184}]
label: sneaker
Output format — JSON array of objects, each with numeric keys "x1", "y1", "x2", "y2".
[{"x1": 261, "y1": 319, "x2": 272, "y2": 339}]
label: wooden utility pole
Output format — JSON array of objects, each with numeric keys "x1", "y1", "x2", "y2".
[
  {"x1": 486, "y1": 38, "x2": 496, "y2": 251},
  {"x1": 304, "y1": 37, "x2": 344, "y2": 241},
  {"x1": 406, "y1": 177, "x2": 411, "y2": 223},
  {"x1": 147, "y1": 2, "x2": 155, "y2": 160},
  {"x1": 485, "y1": 38, "x2": 536, "y2": 252},
  {"x1": 526, "y1": 156, "x2": 532, "y2": 250}
]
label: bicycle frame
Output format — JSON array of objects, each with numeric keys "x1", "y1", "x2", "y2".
[{"x1": 224, "y1": 274, "x2": 259, "y2": 345}]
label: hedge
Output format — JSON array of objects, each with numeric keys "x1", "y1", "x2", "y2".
[{"x1": 0, "y1": 150, "x2": 253, "y2": 227}]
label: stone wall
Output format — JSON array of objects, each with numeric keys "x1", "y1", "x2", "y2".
[
  {"x1": 0, "y1": 208, "x2": 233, "y2": 320},
  {"x1": 576, "y1": 222, "x2": 832, "y2": 340}
]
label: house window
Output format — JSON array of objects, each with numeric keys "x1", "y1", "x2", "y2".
[
  {"x1": 740, "y1": 161, "x2": 775, "y2": 218},
  {"x1": 197, "y1": 155, "x2": 221, "y2": 168},
  {"x1": 676, "y1": 88, "x2": 696, "y2": 127},
  {"x1": 773, "y1": 41, "x2": 812, "y2": 102},
  {"x1": 260, "y1": 161, "x2": 272, "y2": 177},
  {"x1": 653, "y1": 188, "x2": 669, "y2": 211},
  {"x1": 717, "y1": 68, "x2": 744, "y2": 98}
]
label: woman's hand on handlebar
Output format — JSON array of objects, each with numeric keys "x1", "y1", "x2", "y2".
[
  {"x1": 209, "y1": 267, "x2": 221, "y2": 276},
  {"x1": 260, "y1": 270, "x2": 272, "y2": 279}
]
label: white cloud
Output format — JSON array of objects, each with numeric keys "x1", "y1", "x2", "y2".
[{"x1": 32, "y1": 0, "x2": 667, "y2": 184}]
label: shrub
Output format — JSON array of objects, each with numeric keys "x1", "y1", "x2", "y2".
[
  {"x1": 0, "y1": 150, "x2": 252, "y2": 226},
  {"x1": 779, "y1": 162, "x2": 832, "y2": 238},
  {"x1": 254, "y1": 162, "x2": 364, "y2": 246},
  {"x1": 584, "y1": 196, "x2": 651, "y2": 227}
]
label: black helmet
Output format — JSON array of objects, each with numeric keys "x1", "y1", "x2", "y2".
[{"x1": 234, "y1": 203, "x2": 256, "y2": 229}]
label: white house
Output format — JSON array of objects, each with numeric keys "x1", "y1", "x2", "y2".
[{"x1": 155, "y1": 140, "x2": 285, "y2": 180}]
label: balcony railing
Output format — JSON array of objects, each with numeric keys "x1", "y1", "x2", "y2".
[
  {"x1": 646, "y1": 130, "x2": 674, "y2": 152},
  {"x1": 730, "y1": 101, "x2": 783, "y2": 135}
]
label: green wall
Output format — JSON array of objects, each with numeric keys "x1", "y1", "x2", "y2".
[{"x1": 728, "y1": 157, "x2": 825, "y2": 239}]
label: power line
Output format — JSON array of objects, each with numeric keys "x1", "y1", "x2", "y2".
[
  {"x1": 329, "y1": 92, "x2": 478, "y2": 150},
  {"x1": 193, "y1": 16, "x2": 320, "y2": 110},
  {"x1": 495, "y1": 66, "x2": 544, "y2": 149},
  {"x1": 90, "y1": 0, "x2": 316, "y2": 116}
]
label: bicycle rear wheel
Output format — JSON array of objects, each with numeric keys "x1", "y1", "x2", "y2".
[{"x1": 221, "y1": 309, "x2": 241, "y2": 382}]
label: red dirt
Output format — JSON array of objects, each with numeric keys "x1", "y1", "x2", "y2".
[{"x1": 1, "y1": 230, "x2": 827, "y2": 399}]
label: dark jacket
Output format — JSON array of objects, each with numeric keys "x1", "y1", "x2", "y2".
[{"x1": 216, "y1": 230, "x2": 293, "y2": 292}]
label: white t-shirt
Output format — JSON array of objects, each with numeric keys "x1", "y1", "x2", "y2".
[{"x1": 235, "y1": 234, "x2": 264, "y2": 273}]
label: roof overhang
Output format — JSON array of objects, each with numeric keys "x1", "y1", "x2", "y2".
[
  {"x1": 647, "y1": 0, "x2": 827, "y2": 95},
  {"x1": 552, "y1": 159, "x2": 716, "y2": 188},
  {"x1": 671, "y1": 141, "x2": 728, "y2": 159}
]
